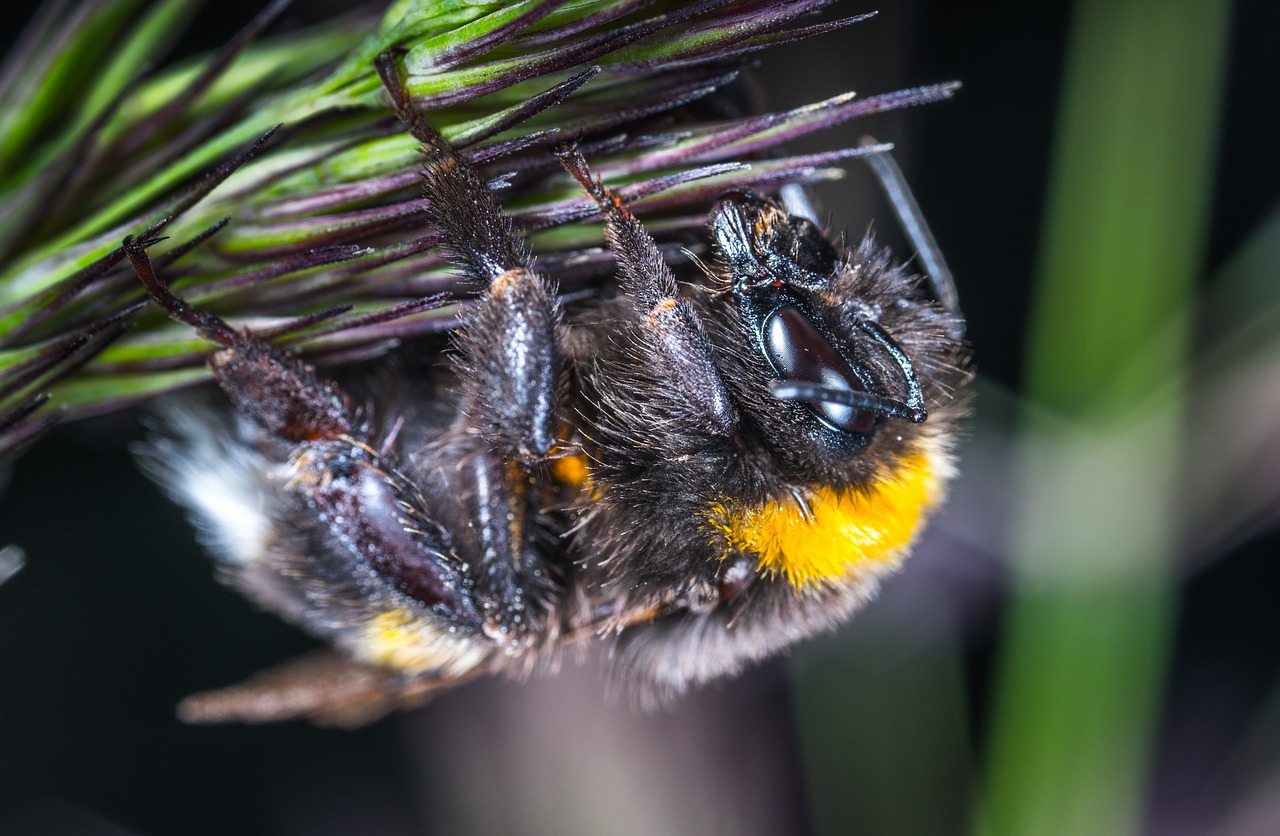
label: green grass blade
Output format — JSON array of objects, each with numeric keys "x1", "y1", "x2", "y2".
[{"x1": 977, "y1": 1, "x2": 1232, "y2": 835}]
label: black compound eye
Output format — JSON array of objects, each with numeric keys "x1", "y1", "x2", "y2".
[{"x1": 763, "y1": 306, "x2": 875, "y2": 435}]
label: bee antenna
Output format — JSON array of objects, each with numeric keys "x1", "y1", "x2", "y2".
[
  {"x1": 770, "y1": 317, "x2": 928, "y2": 424},
  {"x1": 769, "y1": 381, "x2": 926, "y2": 424}
]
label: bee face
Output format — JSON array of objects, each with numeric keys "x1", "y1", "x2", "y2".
[
  {"x1": 134, "y1": 55, "x2": 968, "y2": 725},
  {"x1": 703, "y1": 192, "x2": 955, "y2": 481},
  {"x1": 717, "y1": 194, "x2": 882, "y2": 446}
]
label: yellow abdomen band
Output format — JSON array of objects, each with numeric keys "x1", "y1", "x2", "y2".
[{"x1": 708, "y1": 451, "x2": 946, "y2": 588}]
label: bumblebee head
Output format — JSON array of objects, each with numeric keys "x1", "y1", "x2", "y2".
[
  {"x1": 687, "y1": 190, "x2": 969, "y2": 594},
  {"x1": 707, "y1": 190, "x2": 961, "y2": 484}
]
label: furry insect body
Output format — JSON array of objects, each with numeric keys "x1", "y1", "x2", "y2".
[{"x1": 137, "y1": 56, "x2": 968, "y2": 724}]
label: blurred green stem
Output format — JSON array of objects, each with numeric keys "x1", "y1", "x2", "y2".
[{"x1": 979, "y1": 1, "x2": 1230, "y2": 835}]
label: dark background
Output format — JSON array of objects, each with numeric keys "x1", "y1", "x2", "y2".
[{"x1": 1, "y1": 1, "x2": 1278, "y2": 834}]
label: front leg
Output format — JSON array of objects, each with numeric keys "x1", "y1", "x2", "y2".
[
  {"x1": 551, "y1": 149, "x2": 747, "y2": 634},
  {"x1": 556, "y1": 144, "x2": 737, "y2": 438}
]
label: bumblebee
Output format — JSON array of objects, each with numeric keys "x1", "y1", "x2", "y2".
[{"x1": 135, "y1": 54, "x2": 967, "y2": 725}]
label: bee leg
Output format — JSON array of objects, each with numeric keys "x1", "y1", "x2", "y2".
[
  {"x1": 555, "y1": 144, "x2": 737, "y2": 437},
  {"x1": 433, "y1": 428, "x2": 555, "y2": 652},
  {"x1": 376, "y1": 52, "x2": 560, "y2": 463},
  {"x1": 375, "y1": 53, "x2": 560, "y2": 652},
  {"x1": 127, "y1": 239, "x2": 495, "y2": 721},
  {"x1": 177, "y1": 650, "x2": 474, "y2": 727},
  {"x1": 124, "y1": 234, "x2": 353, "y2": 443}
]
